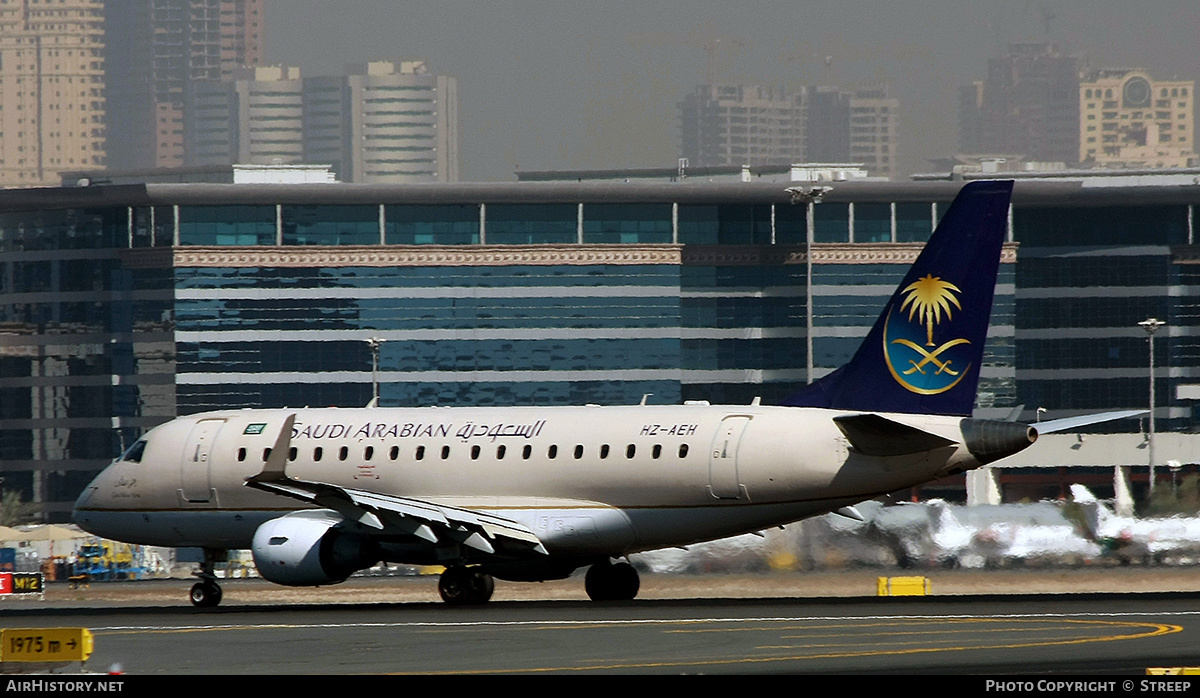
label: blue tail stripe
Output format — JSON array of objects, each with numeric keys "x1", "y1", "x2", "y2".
[{"x1": 781, "y1": 180, "x2": 1014, "y2": 416}]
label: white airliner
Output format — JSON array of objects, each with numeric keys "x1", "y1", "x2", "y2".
[{"x1": 71, "y1": 180, "x2": 1128, "y2": 607}]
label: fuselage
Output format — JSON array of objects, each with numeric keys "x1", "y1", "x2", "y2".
[{"x1": 73, "y1": 403, "x2": 979, "y2": 561}]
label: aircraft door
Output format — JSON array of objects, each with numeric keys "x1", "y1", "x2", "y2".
[
  {"x1": 180, "y1": 418, "x2": 225, "y2": 503},
  {"x1": 708, "y1": 415, "x2": 750, "y2": 499}
]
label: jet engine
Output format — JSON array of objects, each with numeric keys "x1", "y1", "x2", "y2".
[{"x1": 251, "y1": 511, "x2": 378, "y2": 586}]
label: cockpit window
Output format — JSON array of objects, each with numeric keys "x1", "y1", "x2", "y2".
[{"x1": 120, "y1": 439, "x2": 148, "y2": 463}]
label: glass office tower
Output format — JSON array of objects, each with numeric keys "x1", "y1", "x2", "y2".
[{"x1": 12, "y1": 177, "x2": 1195, "y2": 519}]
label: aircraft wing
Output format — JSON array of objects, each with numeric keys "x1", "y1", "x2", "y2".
[
  {"x1": 245, "y1": 414, "x2": 548, "y2": 557},
  {"x1": 247, "y1": 474, "x2": 548, "y2": 556}
]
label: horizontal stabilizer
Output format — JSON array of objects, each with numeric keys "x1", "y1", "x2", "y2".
[
  {"x1": 1036, "y1": 410, "x2": 1147, "y2": 434},
  {"x1": 833, "y1": 413, "x2": 957, "y2": 457}
]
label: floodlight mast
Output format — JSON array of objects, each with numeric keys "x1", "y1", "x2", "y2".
[
  {"x1": 365, "y1": 337, "x2": 386, "y2": 406},
  {"x1": 1138, "y1": 317, "x2": 1165, "y2": 497}
]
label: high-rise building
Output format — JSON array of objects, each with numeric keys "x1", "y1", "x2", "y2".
[
  {"x1": 105, "y1": 0, "x2": 264, "y2": 170},
  {"x1": 326, "y1": 60, "x2": 459, "y2": 184},
  {"x1": 679, "y1": 84, "x2": 806, "y2": 168},
  {"x1": 958, "y1": 43, "x2": 1080, "y2": 165},
  {"x1": 186, "y1": 65, "x2": 304, "y2": 166},
  {"x1": 0, "y1": 0, "x2": 106, "y2": 187},
  {"x1": 301, "y1": 74, "x2": 348, "y2": 176},
  {"x1": 803, "y1": 86, "x2": 850, "y2": 163},
  {"x1": 847, "y1": 87, "x2": 899, "y2": 179},
  {"x1": 185, "y1": 60, "x2": 459, "y2": 183},
  {"x1": 1079, "y1": 70, "x2": 1195, "y2": 167},
  {"x1": 681, "y1": 83, "x2": 899, "y2": 178}
]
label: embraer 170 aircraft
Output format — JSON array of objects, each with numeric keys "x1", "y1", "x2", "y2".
[{"x1": 72, "y1": 180, "x2": 1103, "y2": 607}]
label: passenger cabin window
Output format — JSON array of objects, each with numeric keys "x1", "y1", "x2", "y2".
[
  {"x1": 497, "y1": 445, "x2": 506, "y2": 459},
  {"x1": 262, "y1": 448, "x2": 272, "y2": 462},
  {"x1": 415, "y1": 446, "x2": 425, "y2": 461},
  {"x1": 471, "y1": 445, "x2": 481, "y2": 460},
  {"x1": 679, "y1": 444, "x2": 689, "y2": 458},
  {"x1": 236, "y1": 447, "x2": 246, "y2": 463},
  {"x1": 522, "y1": 445, "x2": 532, "y2": 459},
  {"x1": 600, "y1": 444, "x2": 610, "y2": 458},
  {"x1": 364, "y1": 446, "x2": 374, "y2": 460},
  {"x1": 389, "y1": 446, "x2": 399, "y2": 460},
  {"x1": 314, "y1": 447, "x2": 323, "y2": 461},
  {"x1": 338, "y1": 446, "x2": 348, "y2": 461},
  {"x1": 652, "y1": 444, "x2": 662, "y2": 459},
  {"x1": 288, "y1": 447, "x2": 297, "y2": 461},
  {"x1": 441, "y1": 445, "x2": 450, "y2": 460},
  {"x1": 548, "y1": 445, "x2": 558, "y2": 459},
  {"x1": 574, "y1": 444, "x2": 583, "y2": 459},
  {"x1": 626, "y1": 444, "x2": 636, "y2": 458}
]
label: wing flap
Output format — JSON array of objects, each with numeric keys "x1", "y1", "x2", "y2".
[{"x1": 250, "y1": 474, "x2": 549, "y2": 555}]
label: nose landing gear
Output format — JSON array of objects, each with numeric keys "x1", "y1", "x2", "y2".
[
  {"x1": 189, "y1": 548, "x2": 226, "y2": 608},
  {"x1": 190, "y1": 579, "x2": 223, "y2": 607}
]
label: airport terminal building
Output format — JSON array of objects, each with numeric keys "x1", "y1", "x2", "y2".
[{"x1": 1, "y1": 175, "x2": 1197, "y2": 518}]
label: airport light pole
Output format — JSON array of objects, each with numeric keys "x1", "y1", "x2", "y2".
[
  {"x1": 785, "y1": 185, "x2": 833, "y2": 385},
  {"x1": 1139, "y1": 318, "x2": 1164, "y2": 498},
  {"x1": 365, "y1": 337, "x2": 386, "y2": 406}
]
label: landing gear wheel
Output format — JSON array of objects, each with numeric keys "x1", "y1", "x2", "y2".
[
  {"x1": 585, "y1": 560, "x2": 640, "y2": 601},
  {"x1": 190, "y1": 548, "x2": 226, "y2": 608},
  {"x1": 438, "y1": 566, "x2": 495, "y2": 605},
  {"x1": 189, "y1": 580, "x2": 223, "y2": 608}
]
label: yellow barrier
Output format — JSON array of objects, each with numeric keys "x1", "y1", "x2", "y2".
[
  {"x1": 876, "y1": 576, "x2": 930, "y2": 596},
  {"x1": 1147, "y1": 668, "x2": 1200, "y2": 675},
  {"x1": 1, "y1": 628, "x2": 93, "y2": 663}
]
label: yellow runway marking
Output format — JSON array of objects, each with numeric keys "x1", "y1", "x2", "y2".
[
  {"x1": 458, "y1": 617, "x2": 1182, "y2": 674},
  {"x1": 90, "y1": 615, "x2": 1183, "y2": 674}
]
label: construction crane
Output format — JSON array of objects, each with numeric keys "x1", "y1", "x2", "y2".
[{"x1": 629, "y1": 23, "x2": 747, "y2": 84}]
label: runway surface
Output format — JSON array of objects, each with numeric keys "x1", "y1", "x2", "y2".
[{"x1": 6, "y1": 571, "x2": 1200, "y2": 674}]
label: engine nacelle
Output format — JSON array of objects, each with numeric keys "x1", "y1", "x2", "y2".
[{"x1": 251, "y1": 511, "x2": 378, "y2": 586}]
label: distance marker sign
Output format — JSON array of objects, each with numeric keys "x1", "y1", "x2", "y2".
[{"x1": 1, "y1": 628, "x2": 93, "y2": 662}]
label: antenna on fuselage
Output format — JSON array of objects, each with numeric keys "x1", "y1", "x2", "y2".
[{"x1": 640, "y1": 394, "x2": 652, "y2": 405}]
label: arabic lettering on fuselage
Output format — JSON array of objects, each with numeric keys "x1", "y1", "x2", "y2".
[{"x1": 290, "y1": 420, "x2": 547, "y2": 442}]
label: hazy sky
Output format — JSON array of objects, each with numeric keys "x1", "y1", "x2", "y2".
[{"x1": 265, "y1": 1, "x2": 1200, "y2": 181}]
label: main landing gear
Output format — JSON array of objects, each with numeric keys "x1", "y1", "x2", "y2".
[
  {"x1": 190, "y1": 548, "x2": 225, "y2": 608},
  {"x1": 438, "y1": 565, "x2": 495, "y2": 605},
  {"x1": 584, "y1": 559, "x2": 640, "y2": 601}
]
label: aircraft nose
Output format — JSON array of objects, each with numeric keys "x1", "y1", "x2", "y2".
[
  {"x1": 72, "y1": 483, "x2": 97, "y2": 518},
  {"x1": 71, "y1": 465, "x2": 114, "y2": 533}
]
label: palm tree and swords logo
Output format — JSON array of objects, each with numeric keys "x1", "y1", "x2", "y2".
[{"x1": 882, "y1": 273, "x2": 973, "y2": 395}]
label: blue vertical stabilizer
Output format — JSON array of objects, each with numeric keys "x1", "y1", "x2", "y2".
[{"x1": 781, "y1": 180, "x2": 1014, "y2": 416}]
